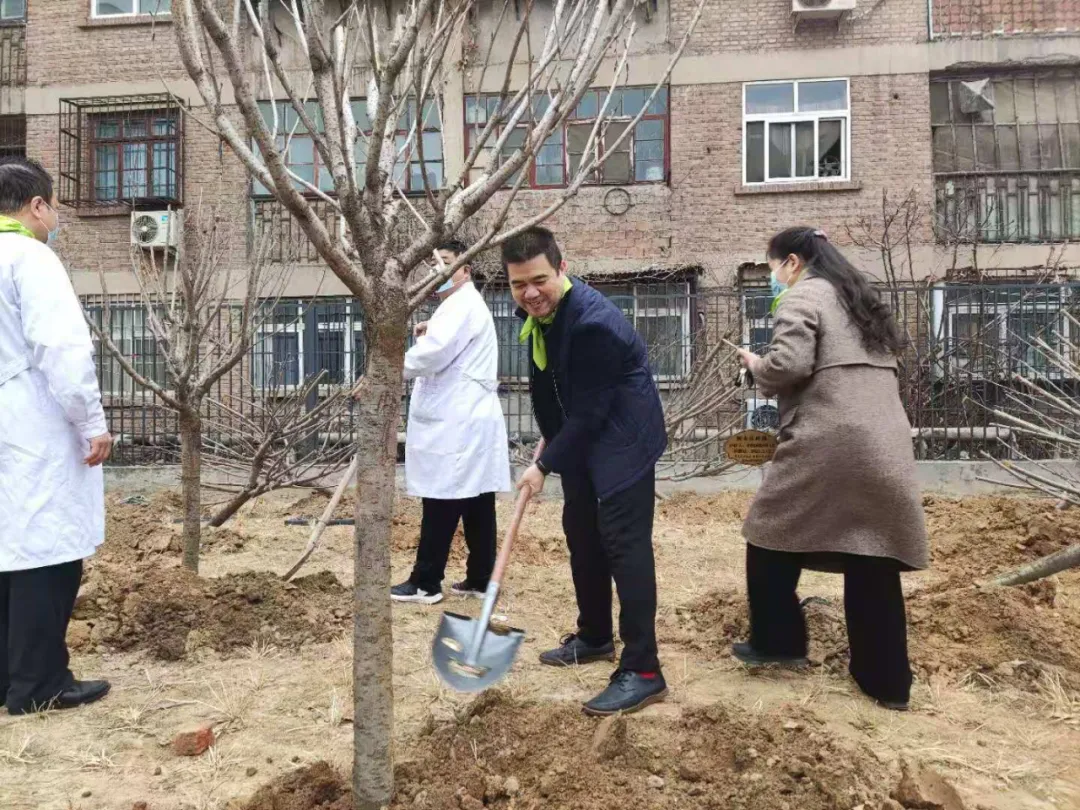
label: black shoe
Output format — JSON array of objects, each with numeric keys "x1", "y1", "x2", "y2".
[
  {"x1": 8, "y1": 680, "x2": 111, "y2": 715},
  {"x1": 731, "y1": 641, "x2": 809, "y2": 668},
  {"x1": 876, "y1": 698, "x2": 910, "y2": 711},
  {"x1": 390, "y1": 580, "x2": 443, "y2": 605},
  {"x1": 582, "y1": 669, "x2": 668, "y2": 716},
  {"x1": 539, "y1": 634, "x2": 616, "y2": 667},
  {"x1": 449, "y1": 580, "x2": 486, "y2": 599}
]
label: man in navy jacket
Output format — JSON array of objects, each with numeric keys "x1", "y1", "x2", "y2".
[{"x1": 507, "y1": 226, "x2": 667, "y2": 715}]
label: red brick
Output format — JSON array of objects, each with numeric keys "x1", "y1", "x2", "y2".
[{"x1": 171, "y1": 725, "x2": 214, "y2": 757}]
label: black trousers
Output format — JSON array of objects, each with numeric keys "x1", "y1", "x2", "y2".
[
  {"x1": 745, "y1": 542, "x2": 913, "y2": 704},
  {"x1": 410, "y1": 493, "x2": 497, "y2": 593},
  {"x1": 1, "y1": 559, "x2": 82, "y2": 713},
  {"x1": 563, "y1": 468, "x2": 660, "y2": 674}
]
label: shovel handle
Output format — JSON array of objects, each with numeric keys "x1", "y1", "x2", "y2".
[{"x1": 489, "y1": 441, "x2": 544, "y2": 586}]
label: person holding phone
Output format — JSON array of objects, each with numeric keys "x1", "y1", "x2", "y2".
[{"x1": 734, "y1": 226, "x2": 928, "y2": 712}]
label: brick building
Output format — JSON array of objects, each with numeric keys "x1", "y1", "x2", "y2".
[{"x1": 0, "y1": 0, "x2": 1077, "y2": 458}]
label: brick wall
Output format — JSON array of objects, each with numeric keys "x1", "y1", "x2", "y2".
[
  {"x1": 671, "y1": 0, "x2": 928, "y2": 55},
  {"x1": 25, "y1": 1, "x2": 186, "y2": 86},
  {"x1": 931, "y1": 0, "x2": 1080, "y2": 38}
]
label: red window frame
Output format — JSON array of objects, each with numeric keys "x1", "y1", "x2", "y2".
[
  {"x1": 463, "y1": 86, "x2": 670, "y2": 190},
  {"x1": 89, "y1": 110, "x2": 179, "y2": 202}
]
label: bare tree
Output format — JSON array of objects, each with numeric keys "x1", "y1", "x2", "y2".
[
  {"x1": 171, "y1": 1, "x2": 706, "y2": 804},
  {"x1": 201, "y1": 370, "x2": 356, "y2": 526},
  {"x1": 87, "y1": 205, "x2": 285, "y2": 573}
]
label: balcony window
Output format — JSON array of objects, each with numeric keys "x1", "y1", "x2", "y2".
[
  {"x1": 92, "y1": 0, "x2": 171, "y2": 17},
  {"x1": 0, "y1": 0, "x2": 25, "y2": 21},
  {"x1": 59, "y1": 95, "x2": 184, "y2": 209},
  {"x1": 464, "y1": 87, "x2": 669, "y2": 189},
  {"x1": 743, "y1": 79, "x2": 849, "y2": 184},
  {"x1": 253, "y1": 98, "x2": 442, "y2": 197},
  {"x1": 932, "y1": 71, "x2": 1080, "y2": 243}
]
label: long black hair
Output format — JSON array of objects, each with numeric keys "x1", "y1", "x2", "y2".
[{"x1": 768, "y1": 226, "x2": 904, "y2": 355}]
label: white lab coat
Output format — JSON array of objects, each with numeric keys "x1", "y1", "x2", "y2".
[
  {"x1": 404, "y1": 281, "x2": 510, "y2": 500},
  {"x1": 0, "y1": 234, "x2": 107, "y2": 572}
]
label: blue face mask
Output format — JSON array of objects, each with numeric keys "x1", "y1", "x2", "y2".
[
  {"x1": 436, "y1": 276, "x2": 456, "y2": 294},
  {"x1": 769, "y1": 267, "x2": 787, "y2": 299},
  {"x1": 37, "y1": 203, "x2": 60, "y2": 247}
]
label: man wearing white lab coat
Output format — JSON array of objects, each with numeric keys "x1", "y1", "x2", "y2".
[
  {"x1": 391, "y1": 240, "x2": 511, "y2": 605},
  {"x1": 0, "y1": 157, "x2": 112, "y2": 714}
]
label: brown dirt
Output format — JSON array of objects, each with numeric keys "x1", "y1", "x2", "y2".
[
  {"x1": 69, "y1": 563, "x2": 350, "y2": 660},
  {"x1": 656, "y1": 490, "x2": 754, "y2": 527},
  {"x1": 907, "y1": 577, "x2": 1080, "y2": 691},
  {"x1": 240, "y1": 691, "x2": 891, "y2": 810},
  {"x1": 923, "y1": 494, "x2": 1080, "y2": 581},
  {"x1": 102, "y1": 493, "x2": 249, "y2": 562}
]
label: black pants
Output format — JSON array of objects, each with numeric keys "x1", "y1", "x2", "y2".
[
  {"x1": 410, "y1": 493, "x2": 497, "y2": 593},
  {"x1": 563, "y1": 469, "x2": 660, "y2": 674},
  {"x1": 0, "y1": 559, "x2": 83, "y2": 713},
  {"x1": 745, "y1": 542, "x2": 913, "y2": 704}
]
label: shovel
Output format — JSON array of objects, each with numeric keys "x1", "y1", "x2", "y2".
[{"x1": 431, "y1": 444, "x2": 542, "y2": 692}]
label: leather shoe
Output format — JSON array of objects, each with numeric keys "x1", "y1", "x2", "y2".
[
  {"x1": 582, "y1": 669, "x2": 667, "y2": 716},
  {"x1": 539, "y1": 633, "x2": 616, "y2": 667},
  {"x1": 8, "y1": 680, "x2": 111, "y2": 715},
  {"x1": 731, "y1": 641, "x2": 809, "y2": 668}
]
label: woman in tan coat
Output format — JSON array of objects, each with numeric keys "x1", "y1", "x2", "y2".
[{"x1": 735, "y1": 226, "x2": 928, "y2": 711}]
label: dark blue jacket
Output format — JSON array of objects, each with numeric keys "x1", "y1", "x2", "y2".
[{"x1": 524, "y1": 281, "x2": 667, "y2": 500}]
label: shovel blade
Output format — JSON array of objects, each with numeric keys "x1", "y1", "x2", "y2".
[{"x1": 432, "y1": 611, "x2": 525, "y2": 693}]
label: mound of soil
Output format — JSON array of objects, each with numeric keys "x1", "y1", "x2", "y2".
[
  {"x1": 102, "y1": 494, "x2": 248, "y2": 562},
  {"x1": 661, "y1": 589, "x2": 849, "y2": 666},
  {"x1": 69, "y1": 564, "x2": 350, "y2": 661},
  {"x1": 907, "y1": 578, "x2": 1080, "y2": 691},
  {"x1": 239, "y1": 692, "x2": 890, "y2": 810},
  {"x1": 656, "y1": 491, "x2": 753, "y2": 528},
  {"x1": 923, "y1": 495, "x2": 1080, "y2": 581}
]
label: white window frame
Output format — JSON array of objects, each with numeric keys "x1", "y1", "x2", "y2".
[
  {"x1": 0, "y1": 0, "x2": 26, "y2": 21},
  {"x1": 87, "y1": 305, "x2": 169, "y2": 399},
  {"x1": 931, "y1": 284, "x2": 1076, "y2": 381},
  {"x1": 605, "y1": 281, "x2": 692, "y2": 384},
  {"x1": 742, "y1": 78, "x2": 851, "y2": 186},
  {"x1": 91, "y1": 0, "x2": 170, "y2": 19},
  {"x1": 253, "y1": 304, "x2": 305, "y2": 392},
  {"x1": 314, "y1": 302, "x2": 365, "y2": 391}
]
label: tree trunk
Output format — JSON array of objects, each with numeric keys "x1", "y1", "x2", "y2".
[
  {"x1": 351, "y1": 324, "x2": 406, "y2": 809},
  {"x1": 990, "y1": 543, "x2": 1080, "y2": 587},
  {"x1": 179, "y1": 409, "x2": 203, "y2": 573},
  {"x1": 208, "y1": 489, "x2": 256, "y2": 528}
]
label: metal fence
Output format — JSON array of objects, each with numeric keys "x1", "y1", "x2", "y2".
[{"x1": 83, "y1": 280, "x2": 1080, "y2": 466}]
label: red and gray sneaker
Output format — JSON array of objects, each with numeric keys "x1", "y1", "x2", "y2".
[
  {"x1": 390, "y1": 580, "x2": 443, "y2": 605},
  {"x1": 449, "y1": 580, "x2": 486, "y2": 599}
]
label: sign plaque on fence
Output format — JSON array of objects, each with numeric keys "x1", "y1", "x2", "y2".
[{"x1": 724, "y1": 430, "x2": 778, "y2": 466}]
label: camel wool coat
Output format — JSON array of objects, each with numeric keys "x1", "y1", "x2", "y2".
[{"x1": 742, "y1": 276, "x2": 929, "y2": 571}]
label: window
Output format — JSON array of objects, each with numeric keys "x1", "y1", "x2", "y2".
[
  {"x1": 92, "y1": 0, "x2": 170, "y2": 17},
  {"x1": 601, "y1": 281, "x2": 691, "y2": 380},
  {"x1": 311, "y1": 301, "x2": 365, "y2": 385},
  {"x1": 934, "y1": 284, "x2": 1078, "y2": 379},
  {"x1": 253, "y1": 302, "x2": 304, "y2": 389},
  {"x1": 86, "y1": 306, "x2": 168, "y2": 395},
  {"x1": 487, "y1": 289, "x2": 530, "y2": 380},
  {"x1": 932, "y1": 71, "x2": 1080, "y2": 243},
  {"x1": 0, "y1": 114, "x2": 24, "y2": 158},
  {"x1": 0, "y1": 0, "x2": 25, "y2": 21},
  {"x1": 90, "y1": 110, "x2": 179, "y2": 202},
  {"x1": 254, "y1": 98, "x2": 442, "y2": 196},
  {"x1": 741, "y1": 288, "x2": 774, "y2": 353},
  {"x1": 743, "y1": 79, "x2": 849, "y2": 184},
  {"x1": 464, "y1": 87, "x2": 668, "y2": 189}
]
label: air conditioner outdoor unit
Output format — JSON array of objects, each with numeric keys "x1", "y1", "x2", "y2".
[
  {"x1": 131, "y1": 210, "x2": 183, "y2": 249},
  {"x1": 744, "y1": 397, "x2": 780, "y2": 432},
  {"x1": 792, "y1": 0, "x2": 856, "y2": 19}
]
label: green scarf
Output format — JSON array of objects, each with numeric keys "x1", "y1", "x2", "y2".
[
  {"x1": 519, "y1": 275, "x2": 573, "y2": 371},
  {"x1": 0, "y1": 215, "x2": 36, "y2": 240}
]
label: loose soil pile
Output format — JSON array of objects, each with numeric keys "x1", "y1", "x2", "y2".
[
  {"x1": 924, "y1": 494, "x2": 1080, "y2": 580},
  {"x1": 239, "y1": 691, "x2": 893, "y2": 810},
  {"x1": 102, "y1": 494, "x2": 248, "y2": 562},
  {"x1": 69, "y1": 565, "x2": 350, "y2": 660}
]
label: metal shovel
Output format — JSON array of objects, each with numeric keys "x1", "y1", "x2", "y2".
[{"x1": 431, "y1": 464, "x2": 538, "y2": 692}]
